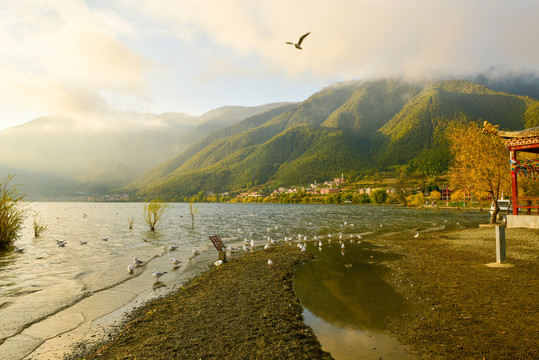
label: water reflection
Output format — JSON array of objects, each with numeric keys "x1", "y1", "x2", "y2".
[
  {"x1": 294, "y1": 241, "x2": 411, "y2": 358},
  {"x1": 295, "y1": 242, "x2": 407, "y2": 329}
]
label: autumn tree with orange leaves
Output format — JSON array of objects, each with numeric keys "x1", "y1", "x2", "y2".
[{"x1": 447, "y1": 122, "x2": 511, "y2": 223}]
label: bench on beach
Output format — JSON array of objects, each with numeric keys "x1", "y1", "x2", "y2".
[{"x1": 209, "y1": 234, "x2": 227, "y2": 262}]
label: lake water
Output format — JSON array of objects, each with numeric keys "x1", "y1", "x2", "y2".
[{"x1": 0, "y1": 203, "x2": 488, "y2": 359}]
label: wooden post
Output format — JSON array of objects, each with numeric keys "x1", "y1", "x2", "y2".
[
  {"x1": 218, "y1": 249, "x2": 227, "y2": 262},
  {"x1": 510, "y1": 150, "x2": 518, "y2": 215},
  {"x1": 495, "y1": 225, "x2": 506, "y2": 264}
]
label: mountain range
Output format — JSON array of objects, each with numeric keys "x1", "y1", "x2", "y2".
[
  {"x1": 1, "y1": 73, "x2": 538, "y2": 200},
  {"x1": 123, "y1": 77, "x2": 539, "y2": 201}
]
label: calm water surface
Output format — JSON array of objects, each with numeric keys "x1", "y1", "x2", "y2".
[{"x1": 0, "y1": 203, "x2": 488, "y2": 359}]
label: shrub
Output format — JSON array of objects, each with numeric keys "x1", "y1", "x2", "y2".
[
  {"x1": 0, "y1": 175, "x2": 27, "y2": 250},
  {"x1": 143, "y1": 199, "x2": 169, "y2": 231}
]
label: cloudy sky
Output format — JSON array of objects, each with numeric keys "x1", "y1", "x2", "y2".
[{"x1": 0, "y1": 0, "x2": 537, "y2": 130}]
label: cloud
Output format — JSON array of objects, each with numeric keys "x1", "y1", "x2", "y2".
[
  {"x1": 1, "y1": 0, "x2": 537, "y2": 130},
  {"x1": 0, "y1": 0, "x2": 150, "y2": 123},
  {"x1": 124, "y1": 0, "x2": 539, "y2": 79}
]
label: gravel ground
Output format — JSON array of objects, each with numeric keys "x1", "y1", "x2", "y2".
[
  {"x1": 69, "y1": 246, "x2": 333, "y2": 360},
  {"x1": 381, "y1": 226, "x2": 538, "y2": 360},
  {"x1": 68, "y1": 226, "x2": 538, "y2": 360}
]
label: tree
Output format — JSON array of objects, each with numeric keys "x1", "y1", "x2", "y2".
[
  {"x1": 143, "y1": 199, "x2": 168, "y2": 231},
  {"x1": 447, "y1": 122, "x2": 511, "y2": 223},
  {"x1": 429, "y1": 190, "x2": 442, "y2": 207},
  {"x1": 371, "y1": 189, "x2": 388, "y2": 204},
  {"x1": 0, "y1": 175, "x2": 27, "y2": 250}
]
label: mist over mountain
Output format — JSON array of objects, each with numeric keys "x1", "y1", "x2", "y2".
[{"x1": 0, "y1": 104, "x2": 289, "y2": 198}]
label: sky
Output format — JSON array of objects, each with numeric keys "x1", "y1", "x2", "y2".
[{"x1": 0, "y1": 0, "x2": 537, "y2": 130}]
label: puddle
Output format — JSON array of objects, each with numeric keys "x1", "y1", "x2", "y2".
[{"x1": 294, "y1": 240, "x2": 414, "y2": 359}]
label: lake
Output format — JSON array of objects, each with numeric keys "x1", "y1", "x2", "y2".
[{"x1": 0, "y1": 202, "x2": 488, "y2": 359}]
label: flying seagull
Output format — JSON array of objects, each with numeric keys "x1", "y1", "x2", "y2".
[{"x1": 286, "y1": 32, "x2": 310, "y2": 49}]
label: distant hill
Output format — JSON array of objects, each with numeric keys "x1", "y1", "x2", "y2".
[
  {"x1": 125, "y1": 78, "x2": 539, "y2": 200},
  {"x1": 0, "y1": 104, "x2": 289, "y2": 198}
]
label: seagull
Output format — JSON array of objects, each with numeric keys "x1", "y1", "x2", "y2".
[
  {"x1": 341, "y1": 243, "x2": 345, "y2": 249},
  {"x1": 58, "y1": 242, "x2": 66, "y2": 247},
  {"x1": 286, "y1": 32, "x2": 310, "y2": 49},
  {"x1": 192, "y1": 248, "x2": 200, "y2": 256},
  {"x1": 168, "y1": 244, "x2": 179, "y2": 251},
  {"x1": 267, "y1": 259, "x2": 274, "y2": 268},
  {"x1": 14, "y1": 247, "x2": 24, "y2": 253},
  {"x1": 127, "y1": 264, "x2": 134, "y2": 273},
  {"x1": 214, "y1": 260, "x2": 223, "y2": 267},
  {"x1": 80, "y1": 241, "x2": 88, "y2": 245},
  {"x1": 102, "y1": 237, "x2": 109, "y2": 241},
  {"x1": 243, "y1": 244, "x2": 250, "y2": 253},
  {"x1": 250, "y1": 239, "x2": 255, "y2": 247},
  {"x1": 152, "y1": 270, "x2": 167, "y2": 281},
  {"x1": 133, "y1": 257, "x2": 144, "y2": 266},
  {"x1": 414, "y1": 232, "x2": 419, "y2": 238},
  {"x1": 170, "y1": 258, "x2": 182, "y2": 268},
  {"x1": 264, "y1": 243, "x2": 271, "y2": 252}
]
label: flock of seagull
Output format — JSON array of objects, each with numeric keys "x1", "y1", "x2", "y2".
[{"x1": 132, "y1": 218, "x2": 390, "y2": 284}]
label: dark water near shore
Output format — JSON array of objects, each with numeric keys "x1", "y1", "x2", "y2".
[{"x1": 0, "y1": 203, "x2": 488, "y2": 359}]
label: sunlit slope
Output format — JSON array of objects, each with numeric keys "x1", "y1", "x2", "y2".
[
  {"x1": 377, "y1": 80, "x2": 539, "y2": 175},
  {"x1": 126, "y1": 79, "x2": 539, "y2": 200}
]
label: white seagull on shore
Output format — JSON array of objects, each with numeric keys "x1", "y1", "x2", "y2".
[
  {"x1": 214, "y1": 260, "x2": 223, "y2": 267},
  {"x1": 152, "y1": 270, "x2": 167, "y2": 281},
  {"x1": 192, "y1": 248, "x2": 201, "y2": 256},
  {"x1": 267, "y1": 259, "x2": 274, "y2": 268},
  {"x1": 133, "y1": 257, "x2": 144, "y2": 266},
  {"x1": 170, "y1": 258, "x2": 182, "y2": 268},
  {"x1": 264, "y1": 243, "x2": 271, "y2": 252},
  {"x1": 414, "y1": 232, "x2": 419, "y2": 238},
  {"x1": 127, "y1": 264, "x2": 134, "y2": 273}
]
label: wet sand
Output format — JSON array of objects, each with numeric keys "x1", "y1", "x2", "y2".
[{"x1": 67, "y1": 226, "x2": 538, "y2": 360}]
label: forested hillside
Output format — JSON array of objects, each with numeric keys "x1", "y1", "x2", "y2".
[{"x1": 124, "y1": 78, "x2": 539, "y2": 200}]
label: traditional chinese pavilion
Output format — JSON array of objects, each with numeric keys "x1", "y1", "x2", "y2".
[{"x1": 483, "y1": 122, "x2": 539, "y2": 228}]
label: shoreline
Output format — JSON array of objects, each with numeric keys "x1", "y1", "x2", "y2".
[
  {"x1": 66, "y1": 225, "x2": 537, "y2": 359},
  {"x1": 68, "y1": 246, "x2": 332, "y2": 359}
]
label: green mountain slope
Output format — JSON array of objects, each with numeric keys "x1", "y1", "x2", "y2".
[
  {"x1": 124, "y1": 78, "x2": 539, "y2": 200},
  {"x1": 378, "y1": 80, "x2": 539, "y2": 175}
]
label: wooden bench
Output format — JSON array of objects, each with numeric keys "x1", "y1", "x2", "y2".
[{"x1": 209, "y1": 234, "x2": 227, "y2": 262}]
